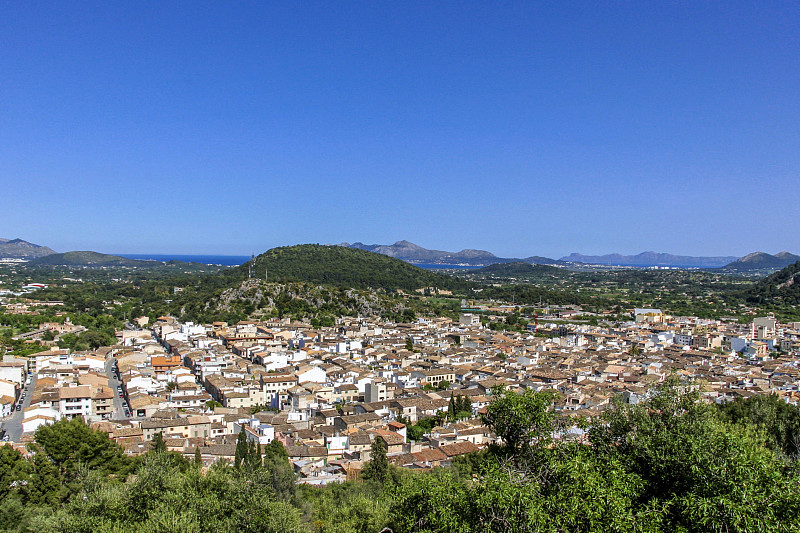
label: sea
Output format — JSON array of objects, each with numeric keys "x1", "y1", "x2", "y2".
[{"x1": 117, "y1": 254, "x2": 251, "y2": 266}]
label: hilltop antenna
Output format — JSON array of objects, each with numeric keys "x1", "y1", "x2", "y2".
[{"x1": 248, "y1": 252, "x2": 255, "y2": 279}]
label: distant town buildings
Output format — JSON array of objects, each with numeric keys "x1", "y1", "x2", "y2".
[{"x1": 5, "y1": 307, "x2": 800, "y2": 482}]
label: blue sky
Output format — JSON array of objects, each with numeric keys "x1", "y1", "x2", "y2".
[{"x1": 2, "y1": 2, "x2": 798, "y2": 258}]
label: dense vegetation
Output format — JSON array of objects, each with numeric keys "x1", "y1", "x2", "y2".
[
  {"x1": 748, "y1": 260, "x2": 800, "y2": 308},
  {"x1": 4, "y1": 251, "x2": 800, "y2": 350},
  {"x1": 244, "y1": 245, "x2": 471, "y2": 292},
  {"x1": 471, "y1": 262, "x2": 563, "y2": 277},
  {"x1": 2, "y1": 380, "x2": 799, "y2": 532}
]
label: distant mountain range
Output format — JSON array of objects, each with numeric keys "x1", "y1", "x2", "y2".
[
  {"x1": 337, "y1": 241, "x2": 800, "y2": 272},
  {"x1": 5, "y1": 236, "x2": 798, "y2": 275},
  {"x1": 559, "y1": 251, "x2": 739, "y2": 268},
  {"x1": 0, "y1": 238, "x2": 56, "y2": 259},
  {"x1": 338, "y1": 240, "x2": 565, "y2": 266},
  {"x1": 719, "y1": 251, "x2": 800, "y2": 273}
]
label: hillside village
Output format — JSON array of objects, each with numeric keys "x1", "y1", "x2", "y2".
[{"x1": 3, "y1": 306, "x2": 800, "y2": 483}]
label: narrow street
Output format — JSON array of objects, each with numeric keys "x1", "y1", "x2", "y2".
[
  {"x1": 104, "y1": 356, "x2": 129, "y2": 420},
  {"x1": 1, "y1": 374, "x2": 37, "y2": 442}
]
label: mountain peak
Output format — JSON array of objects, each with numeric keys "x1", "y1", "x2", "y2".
[
  {"x1": 722, "y1": 251, "x2": 800, "y2": 272},
  {"x1": 0, "y1": 238, "x2": 57, "y2": 259}
]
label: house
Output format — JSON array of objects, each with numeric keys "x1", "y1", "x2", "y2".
[{"x1": 634, "y1": 309, "x2": 664, "y2": 324}]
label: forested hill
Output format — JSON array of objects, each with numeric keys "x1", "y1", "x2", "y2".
[
  {"x1": 748, "y1": 260, "x2": 800, "y2": 305},
  {"x1": 471, "y1": 261, "x2": 563, "y2": 276},
  {"x1": 27, "y1": 251, "x2": 157, "y2": 267},
  {"x1": 238, "y1": 244, "x2": 469, "y2": 291}
]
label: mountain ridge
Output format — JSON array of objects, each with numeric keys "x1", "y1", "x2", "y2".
[
  {"x1": 721, "y1": 251, "x2": 800, "y2": 273},
  {"x1": 0, "y1": 238, "x2": 56, "y2": 259},
  {"x1": 338, "y1": 240, "x2": 564, "y2": 266},
  {"x1": 560, "y1": 251, "x2": 739, "y2": 268},
  {"x1": 27, "y1": 251, "x2": 158, "y2": 267}
]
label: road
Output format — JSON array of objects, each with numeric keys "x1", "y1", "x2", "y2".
[
  {"x1": 104, "y1": 356, "x2": 129, "y2": 420},
  {"x1": 1, "y1": 374, "x2": 37, "y2": 443}
]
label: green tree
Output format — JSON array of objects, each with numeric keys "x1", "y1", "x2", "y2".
[
  {"x1": 261, "y1": 442, "x2": 297, "y2": 503},
  {"x1": 361, "y1": 436, "x2": 388, "y2": 484},
  {"x1": 481, "y1": 386, "x2": 556, "y2": 457},
  {"x1": 717, "y1": 393, "x2": 800, "y2": 458},
  {"x1": 591, "y1": 377, "x2": 800, "y2": 531},
  {"x1": 234, "y1": 426, "x2": 249, "y2": 470},
  {"x1": 263, "y1": 439, "x2": 289, "y2": 464},
  {"x1": 151, "y1": 432, "x2": 167, "y2": 453},
  {"x1": 34, "y1": 417, "x2": 132, "y2": 479}
]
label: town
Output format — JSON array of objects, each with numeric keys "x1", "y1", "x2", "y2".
[{"x1": 3, "y1": 299, "x2": 798, "y2": 484}]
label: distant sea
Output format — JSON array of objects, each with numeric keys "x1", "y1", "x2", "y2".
[{"x1": 117, "y1": 254, "x2": 251, "y2": 266}]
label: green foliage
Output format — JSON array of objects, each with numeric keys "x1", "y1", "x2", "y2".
[
  {"x1": 360, "y1": 437, "x2": 388, "y2": 484},
  {"x1": 717, "y1": 393, "x2": 800, "y2": 459},
  {"x1": 151, "y1": 432, "x2": 167, "y2": 454},
  {"x1": 34, "y1": 417, "x2": 132, "y2": 480},
  {"x1": 4, "y1": 381, "x2": 800, "y2": 533},
  {"x1": 391, "y1": 380, "x2": 800, "y2": 532},
  {"x1": 447, "y1": 394, "x2": 472, "y2": 422},
  {"x1": 42, "y1": 452, "x2": 306, "y2": 533},
  {"x1": 481, "y1": 387, "x2": 556, "y2": 457},
  {"x1": 590, "y1": 377, "x2": 800, "y2": 531},
  {"x1": 263, "y1": 439, "x2": 289, "y2": 464},
  {"x1": 247, "y1": 245, "x2": 469, "y2": 292},
  {"x1": 300, "y1": 481, "x2": 389, "y2": 533},
  {"x1": 234, "y1": 427, "x2": 249, "y2": 470},
  {"x1": 0, "y1": 444, "x2": 62, "y2": 506}
]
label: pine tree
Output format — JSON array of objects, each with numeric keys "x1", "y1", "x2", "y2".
[
  {"x1": 361, "y1": 436, "x2": 388, "y2": 483},
  {"x1": 234, "y1": 427, "x2": 248, "y2": 469},
  {"x1": 151, "y1": 432, "x2": 166, "y2": 454},
  {"x1": 194, "y1": 447, "x2": 202, "y2": 467}
]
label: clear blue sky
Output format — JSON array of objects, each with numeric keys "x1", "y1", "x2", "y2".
[{"x1": 2, "y1": 1, "x2": 798, "y2": 258}]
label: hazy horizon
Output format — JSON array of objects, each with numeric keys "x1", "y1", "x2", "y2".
[{"x1": 5, "y1": 236, "x2": 794, "y2": 262}]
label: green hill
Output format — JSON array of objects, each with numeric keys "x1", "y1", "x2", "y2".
[
  {"x1": 27, "y1": 251, "x2": 156, "y2": 267},
  {"x1": 238, "y1": 244, "x2": 468, "y2": 291},
  {"x1": 472, "y1": 261, "x2": 563, "y2": 276},
  {"x1": 748, "y1": 260, "x2": 800, "y2": 306}
]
